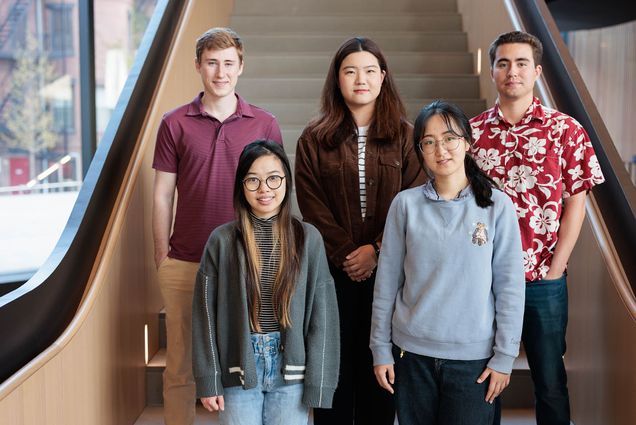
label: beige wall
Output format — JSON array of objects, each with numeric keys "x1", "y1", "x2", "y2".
[
  {"x1": 457, "y1": 0, "x2": 515, "y2": 108},
  {"x1": 0, "y1": 1, "x2": 234, "y2": 424},
  {"x1": 567, "y1": 20, "x2": 636, "y2": 163}
]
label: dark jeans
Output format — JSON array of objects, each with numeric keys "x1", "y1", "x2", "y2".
[
  {"x1": 393, "y1": 346, "x2": 495, "y2": 425},
  {"x1": 313, "y1": 265, "x2": 395, "y2": 425},
  {"x1": 492, "y1": 274, "x2": 570, "y2": 425},
  {"x1": 524, "y1": 274, "x2": 571, "y2": 425}
]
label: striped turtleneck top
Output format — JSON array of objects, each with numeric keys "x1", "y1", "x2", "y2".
[{"x1": 251, "y1": 213, "x2": 281, "y2": 333}]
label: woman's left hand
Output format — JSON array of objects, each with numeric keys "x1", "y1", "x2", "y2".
[
  {"x1": 477, "y1": 367, "x2": 510, "y2": 403},
  {"x1": 343, "y1": 245, "x2": 377, "y2": 282}
]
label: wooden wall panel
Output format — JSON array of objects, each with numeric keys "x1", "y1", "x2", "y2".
[
  {"x1": 567, "y1": 216, "x2": 636, "y2": 425},
  {"x1": 568, "y1": 21, "x2": 636, "y2": 163}
]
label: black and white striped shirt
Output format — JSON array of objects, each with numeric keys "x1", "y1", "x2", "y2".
[
  {"x1": 251, "y1": 213, "x2": 281, "y2": 333},
  {"x1": 357, "y1": 126, "x2": 368, "y2": 220}
]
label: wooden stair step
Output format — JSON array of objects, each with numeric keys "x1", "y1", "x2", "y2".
[
  {"x1": 231, "y1": 14, "x2": 463, "y2": 33},
  {"x1": 241, "y1": 52, "x2": 475, "y2": 76},
  {"x1": 240, "y1": 33, "x2": 468, "y2": 53}
]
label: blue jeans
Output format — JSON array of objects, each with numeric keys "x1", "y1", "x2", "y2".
[
  {"x1": 219, "y1": 332, "x2": 309, "y2": 425},
  {"x1": 393, "y1": 346, "x2": 495, "y2": 425},
  {"x1": 523, "y1": 274, "x2": 570, "y2": 425}
]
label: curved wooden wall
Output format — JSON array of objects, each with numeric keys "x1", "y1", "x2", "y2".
[
  {"x1": 567, "y1": 20, "x2": 636, "y2": 164},
  {"x1": 567, "y1": 202, "x2": 636, "y2": 425},
  {"x1": 0, "y1": 1, "x2": 233, "y2": 423}
]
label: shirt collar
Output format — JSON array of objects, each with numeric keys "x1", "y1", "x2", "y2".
[
  {"x1": 489, "y1": 96, "x2": 545, "y2": 126},
  {"x1": 185, "y1": 92, "x2": 255, "y2": 119},
  {"x1": 235, "y1": 93, "x2": 255, "y2": 118},
  {"x1": 249, "y1": 211, "x2": 279, "y2": 228},
  {"x1": 421, "y1": 180, "x2": 472, "y2": 201}
]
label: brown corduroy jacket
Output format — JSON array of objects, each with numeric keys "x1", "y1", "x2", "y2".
[{"x1": 294, "y1": 127, "x2": 426, "y2": 268}]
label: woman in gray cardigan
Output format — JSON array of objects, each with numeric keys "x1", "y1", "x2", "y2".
[
  {"x1": 192, "y1": 140, "x2": 339, "y2": 425},
  {"x1": 370, "y1": 101, "x2": 525, "y2": 425}
]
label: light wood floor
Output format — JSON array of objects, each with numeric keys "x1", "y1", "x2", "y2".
[{"x1": 133, "y1": 406, "x2": 537, "y2": 424}]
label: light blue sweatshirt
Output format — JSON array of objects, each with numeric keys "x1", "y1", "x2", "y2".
[{"x1": 370, "y1": 181, "x2": 525, "y2": 373}]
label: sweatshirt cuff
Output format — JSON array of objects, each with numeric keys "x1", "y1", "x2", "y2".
[
  {"x1": 370, "y1": 344, "x2": 394, "y2": 366},
  {"x1": 487, "y1": 352, "x2": 516, "y2": 374},
  {"x1": 195, "y1": 375, "x2": 224, "y2": 398},
  {"x1": 303, "y1": 385, "x2": 336, "y2": 408}
]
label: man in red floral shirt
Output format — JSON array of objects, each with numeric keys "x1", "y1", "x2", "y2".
[{"x1": 470, "y1": 31, "x2": 604, "y2": 425}]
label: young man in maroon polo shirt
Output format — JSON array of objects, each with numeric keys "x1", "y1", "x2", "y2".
[
  {"x1": 470, "y1": 31, "x2": 604, "y2": 425},
  {"x1": 152, "y1": 27, "x2": 282, "y2": 425}
]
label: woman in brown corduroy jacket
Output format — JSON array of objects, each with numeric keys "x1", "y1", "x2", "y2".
[{"x1": 294, "y1": 37, "x2": 426, "y2": 425}]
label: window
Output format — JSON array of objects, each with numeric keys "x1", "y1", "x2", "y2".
[
  {"x1": 0, "y1": 0, "x2": 157, "y2": 282},
  {"x1": 50, "y1": 97, "x2": 74, "y2": 133},
  {"x1": 47, "y1": 3, "x2": 74, "y2": 57}
]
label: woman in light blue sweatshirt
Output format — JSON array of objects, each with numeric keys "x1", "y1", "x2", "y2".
[{"x1": 370, "y1": 101, "x2": 525, "y2": 425}]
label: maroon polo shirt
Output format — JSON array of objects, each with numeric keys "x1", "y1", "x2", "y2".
[{"x1": 152, "y1": 92, "x2": 283, "y2": 262}]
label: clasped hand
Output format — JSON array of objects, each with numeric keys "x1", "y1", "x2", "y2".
[{"x1": 343, "y1": 244, "x2": 377, "y2": 282}]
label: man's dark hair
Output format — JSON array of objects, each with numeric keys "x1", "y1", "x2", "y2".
[{"x1": 488, "y1": 31, "x2": 543, "y2": 67}]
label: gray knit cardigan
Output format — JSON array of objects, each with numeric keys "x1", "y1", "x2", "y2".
[{"x1": 192, "y1": 220, "x2": 340, "y2": 408}]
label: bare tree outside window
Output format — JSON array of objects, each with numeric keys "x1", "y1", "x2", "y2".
[{"x1": 0, "y1": 35, "x2": 57, "y2": 181}]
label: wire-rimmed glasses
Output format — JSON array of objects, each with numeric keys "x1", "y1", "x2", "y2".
[{"x1": 417, "y1": 136, "x2": 464, "y2": 154}]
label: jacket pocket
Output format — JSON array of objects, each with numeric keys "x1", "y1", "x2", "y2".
[
  {"x1": 378, "y1": 154, "x2": 402, "y2": 194},
  {"x1": 319, "y1": 164, "x2": 345, "y2": 200}
]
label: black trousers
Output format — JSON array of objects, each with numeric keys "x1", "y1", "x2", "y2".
[{"x1": 313, "y1": 264, "x2": 395, "y2": 425}]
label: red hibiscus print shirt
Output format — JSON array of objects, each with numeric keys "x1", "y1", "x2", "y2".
[{"x1": 470, "y1": 98, "x2": 605, "y2": 281}]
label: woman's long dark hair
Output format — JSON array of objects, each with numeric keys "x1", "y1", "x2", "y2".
[
  {"x1": 306, "y1": 36, "x2": 409, "y2": 148},
  {"x1": 413, "y1": 100, "x2": 498, "y2": 208},
  {"x1": 233, "y1": 140, "x2": 305, "y2": 330}
]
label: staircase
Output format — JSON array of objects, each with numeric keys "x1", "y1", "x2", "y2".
[
  {"x1": 233, "y1": 0, "x2": 486, "y2": 159},
  {"x1": 146, "y1": 309, "x2": 167, "y2": 406},
  {"x1": 141, "y1": 0, "x2": 535, "y2": 422}
]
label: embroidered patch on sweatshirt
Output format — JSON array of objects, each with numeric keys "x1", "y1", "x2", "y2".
[{"x1": 471, "y1": 222, "x2": 489, "y2": 246}]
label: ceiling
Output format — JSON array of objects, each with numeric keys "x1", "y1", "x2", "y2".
[{"x1": 546, "y1": 0, "x2": 636, "y2": 31}]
